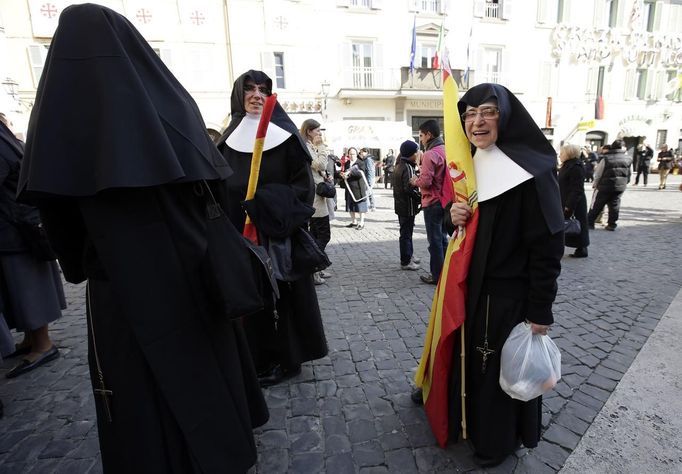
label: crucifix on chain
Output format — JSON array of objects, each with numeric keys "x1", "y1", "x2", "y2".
[
  {"x1": 94, "y1": 376, "x2": 114, "y2": 422},
  {"x1": 476, "y1": 339, "x2": 495, "y2": 374}
]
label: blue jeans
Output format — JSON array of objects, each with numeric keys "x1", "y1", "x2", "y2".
[
  {"x1": 398, "y1": 215, "x2": 415, "y2": 265},
  {"x1": 422, "y1": 203, "x2": 449, "y2": 279}
]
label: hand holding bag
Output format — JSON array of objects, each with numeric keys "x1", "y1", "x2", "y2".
[
  {"x1": 499, "y1": 322, "x2": 562, "y2": 402},
  {"x1": 563, "y1": 215, "x2": 581, "y2": 237}
]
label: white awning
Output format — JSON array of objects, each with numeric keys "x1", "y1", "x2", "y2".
[
  {"x1": 323, "y1": 120, "x2": 413, "y2": 153},
  {"x1": 619, "y1": 121, "x2": 649, "y2": 137}
]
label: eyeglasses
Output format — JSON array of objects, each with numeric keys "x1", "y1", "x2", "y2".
[
  {"x1": 244, "y1": 84, "x2": 271, "y2": 95},
  {"x1": 461, "y1": 107, "x2": 499, "y2": 123}
]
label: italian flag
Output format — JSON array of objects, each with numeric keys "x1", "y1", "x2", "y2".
[{"x1": 414, "y1": 59, "x2": 479, "y2": 447}]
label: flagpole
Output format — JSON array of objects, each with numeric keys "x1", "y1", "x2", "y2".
[{"x1": 243, "y1": 93, "x2": 277, "y2": 244}]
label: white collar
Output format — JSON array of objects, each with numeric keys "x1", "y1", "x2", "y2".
[
  {"x1": 474, "y1": 144, "x2": 533, "y2": 202},
  {"x1": 225, "y1": 113, "x2": 292, "y2": 153}
]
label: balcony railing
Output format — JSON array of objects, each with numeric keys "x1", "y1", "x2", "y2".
[
  {"x1": 485, "y1": 2, "x2": 500, "y2": 19},
  {"x1": 400, "y1": 67, "x2": 468, "y2": 90},
  {"x1": 343, "y1": 67, "x2": 400, "y2": 90},
  {"x1": 411, "y1": 0, "x2": 441, "y2": 13}
]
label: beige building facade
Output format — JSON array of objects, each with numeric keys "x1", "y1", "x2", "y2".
[{"x1": 0, "y1": 0, "x2": 680, "y2": 157}]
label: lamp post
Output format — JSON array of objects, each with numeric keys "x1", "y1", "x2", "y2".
[{"x1": 320, "y1": 80, "x2": 330, "y2": 119}]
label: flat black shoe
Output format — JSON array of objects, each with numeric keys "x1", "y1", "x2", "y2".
[
  {"x1": 6, "y1": 346, "x2": 60, "y2": 379},
  {"x1": 411, "y1": 388, "x2": 423, "y2": 405},
  {"x1": 570, "y1": 248, "x2": 588, "y2": 258},
  {"x1": 5, "y1": 344, "x2": 31, "y2": 359},
  {"x1": 258, "y1": 364, "x2": 301, "y2": 387},
  {"x1": 345, "y1": 223, "x2": 357, "y2": 228}
]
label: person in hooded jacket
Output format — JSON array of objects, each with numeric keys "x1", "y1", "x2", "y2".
[
  {"x1": 433, "y1": 83, "x2": 564, "y2": 466},
  {"x1": 18, "y1": 5, "x2": 268, "y2": 472},
  {"x1": 392, "y1": 140, "x2": 421, "y2": 271},
  {"x1": 216, "y1": 70, "x2": 328, "y2": 387}
]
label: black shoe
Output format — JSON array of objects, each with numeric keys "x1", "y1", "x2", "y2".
[
  {"x1": 587, "y1": 223, "x2": 595, "y2": 230},
  {"x1": 345, "y1": 223, "x2": 357, "y2": 228},
  {"x1": 604, "y1": 224, "x2": 616, "y2": 231},
  {"x1": 420, "y1": 275, "x2": 437, "y2": 285},
  {"x1": 258, "y1": 364, "x2": 301, "y2": 387},
  {"x1": 473, "y1": 453, "x2": 508, "y2": 467},
  {"x1": 5, "y1": 344, "x2": 31, "y2": 359},
  {"x1": 411, "y1": 388, "x2": 423, "y2": 405},
  {"x1": 570, "y1": 248, "x2": 588, "y2": 258},
  {"x1": 6, "y1": 346, "x2": 60, "y2": 379}
]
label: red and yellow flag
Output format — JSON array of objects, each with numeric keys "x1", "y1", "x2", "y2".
[
  {"x1": 414, "y1": 62, "x2": 479, "y2": 447},
  {"x1": 243, "y1": 93, "x2": 278, "y2": 243}
]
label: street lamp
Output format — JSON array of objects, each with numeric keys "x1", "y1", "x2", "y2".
[
  {"x1": 320, "y1": 80, "x2": 330, "y2": 118},
  {"x1": 2, "y1": 77, "x2": 19, "y2": 100}
]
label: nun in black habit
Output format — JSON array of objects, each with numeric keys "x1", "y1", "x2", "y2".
[
  {"x1": 18, "y1": 5, "x2": 268, "y2": 473},
  {"x1": 446, "y1": 84, "x2": 564, "y2": 465},
  {"x1": 216, "y1": 70, "x2": 328, "y2": 386}
]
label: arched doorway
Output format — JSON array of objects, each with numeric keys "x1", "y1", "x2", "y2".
[{"x1": 586, "y1": 131, "x2": 607, "y2": 151}]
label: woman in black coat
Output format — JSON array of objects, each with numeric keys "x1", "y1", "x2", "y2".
[{"x1": 558, "y1": 144, "x2": 590, "y2": 258}]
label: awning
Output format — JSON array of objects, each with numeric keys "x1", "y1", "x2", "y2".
[
  {"x1": 323, "y1": 120, "x2": 413, "y2": 153},
  {"x1": 619, "y1": 120, "x2": 649, "y2": 137}
]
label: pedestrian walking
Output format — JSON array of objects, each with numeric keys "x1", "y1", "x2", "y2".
[
  {"x1": 383, "y1": 149, "x2": 396, "y2": 189},
  {"x1": 657, "y1": 144, "x2": 674, "y2": 189},
  {"x1": 587, "y1": 139, "x2": 632, "y2": 230},
  {"x1": 634, "y1": 143, "x2": 653, "y2": 186},
  {"x1": 341, "y1": 147, "x2": 370, "y2": 229},
  {"x1": 559, "y1": 144, "x2": 590, "y2": 257},
  {"x1": 358, "y1": 148, "x2": 376, "y2": 211},
  {"x1": 19, "y1": 6, "x2": 269, "y2": 472},
  {"x1": 392, "y1": 140, "x2": 421, "y2": 271}
]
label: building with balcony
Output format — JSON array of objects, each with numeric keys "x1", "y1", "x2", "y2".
[{"x1": 0, "y1": 0, "x2": 680, "y2": 158}]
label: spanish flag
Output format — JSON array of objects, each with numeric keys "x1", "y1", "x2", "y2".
[
  {"x1": 242, "y1": 93, "x2": 278, "y2": 244},
  {"x1": 414, "y1": 61, "x2": 479, "y2": 447}
]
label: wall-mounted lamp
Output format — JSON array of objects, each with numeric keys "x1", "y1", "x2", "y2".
[
  {"x1": 320, "y1": 80, "x2": 330, "y2": 117},
  {"x1": 2, "y1": 77, "x2": 19, "y2": 100}
]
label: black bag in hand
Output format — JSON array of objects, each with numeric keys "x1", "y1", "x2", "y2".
[
  {"x1": 563, "y1": 216, "x2": 581, "y2": 236},
  {"x1": 15, "y1": 220, "x2": 57, "y2": 261},
  {"x1": 200, "y1": 182, "x2": 278, "y2": 320},
  {"x1": 315, "y1": 181, "x2": 336, "y2": 198}
]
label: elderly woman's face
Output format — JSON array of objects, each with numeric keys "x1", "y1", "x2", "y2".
[
  {"x1": 243, "y1": 80, "x2": 270, "y2": 114},
  {"x1": 463, "y1": 101, "x2": 499, "y2": 150}
]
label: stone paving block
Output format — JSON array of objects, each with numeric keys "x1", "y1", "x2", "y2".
[
  {"x1": 360, "y1": 466, "x2": 390, "y2": 474},
  {"x1": 352, "y1": 440, "x2": 384, "y2": 467},
  {"x1": 256, "y1": 448, "x2": 288, "y2": 474},
  {"x1": 322, "y1": 415, "x2": 347, "y2": 436},
  {"x1": 513, "y1": 453, "x2": 556, "y2": 474},
  {"x1": 326, "y1": 434, "x2": 352, "y2": 454},
  {"x1": 287, "y1": 416, "x2": 319, "y2": 435},
  {"x1": 53, "y1": 457, "x2": 96, "y2": 474},
  {"x1": 316, "y1": 379, "x2": 337, "y2": 397},
  {"x1": 586, "y1": 373, "x2": 619, "y2": 391},
  {"x1": 319, "y1": 398, "x2": 342, "y2": 417},
  {"x1": 385, "y1": 448, "x2": 419, "y2": 474},
  {"x1": 25, "y1": 458, "x2": 62, "y2": 473},
  {"x1": 530, "y1": 440, "x2": 570, "y2": 470},
  {"x1": 38, "y1": 439, "x2": 77, "y2": 459},
  {"x1": 258, "y1": 430, "x2": 287, "y2": 449},
  {"x1": 571, "y1": 388, "x2": 605, "y2": 411},
  {"x1": 379, "y1": 431, "x2": 411, "y2": 451},
  {"x1": 6, "y1": 433, "x2": 53, "y2": 463},
  {"x1": 343, "y1": 404, "x2": 373, "y2": 421},
  {"x1": 326, "y1": 452, "x2": 356, "y2": 473},
  {"x1": 291, "y1": 398, "x2": 318, "y2": 417},
  {"x1": 289, "y1": 452, "x2": 324, "y2": 474},
  {"x1": 405, "y1": 422, "x2": 437, "y2": 448},
  {"x1": 542, "y1": 424, "x2": 581, "y2": 450},
  {"x1": 554, "y1": 411, "x2": 590, "y2": 436},
  {"x1": 564, "y1": 400, "x2": 599, "y2": 424},
  {"x1": 0, "y1": 430, "x2": 33, "y2": 455},
  {"x1": 67, "y1": 436, "x2": 100, "y2": 460},
  {"x1": 580, "y1": 382, "x2": 612, "y2": 402},
  {"x1": 348, "y1": 419, "x2": 377, "y2": 443},
  {"x1": 260, "y1": 407, "x2": 288, "y2": 431},
  {"x1": 290, "y1": 431, "x2": 322, "y2": 453},
  {"x1": 414, "y1": 446, "x2": 454, "y2": 472}
]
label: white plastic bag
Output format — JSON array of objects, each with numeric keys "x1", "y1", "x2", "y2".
[{"x1": 499, "y1": 322, "x2": 561, "y2": 402}]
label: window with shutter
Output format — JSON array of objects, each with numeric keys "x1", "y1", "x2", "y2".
[
  {"x1": 260, "y1": 52, "x2": 277, "y2": 83},
  {"x1": 27, "y1": 44, "x2": 49, "y2": 87},
  {"x1": 624, "y1": 69, "x2": 636, "y2": 99},
  {"x1": 636, "y1": 68, "x2": 648, "y2": 100},
  {"x1": 274, "y1": 52, "x2": 286, "y2": 89},
  {"x1": 593, "y1": 0, "x2": 605, "y2": 27}
]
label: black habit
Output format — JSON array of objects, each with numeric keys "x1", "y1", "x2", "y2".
[
  {"x1": 217, "y1": 70, "x2": 327, "y2": 374},
  {"x1": 18, "y1": 5, "x2": 267, "y2": 473},
  {"x1": 446, "y1": 84, "x2": 564, "y2": 460},
  {"x1": 558, "y1": 158, "x2": 590, "y2": 249}
]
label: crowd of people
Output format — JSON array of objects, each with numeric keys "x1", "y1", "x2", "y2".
[{"x1": 0, "y1": 3, "x2": 679, "y2": 472}]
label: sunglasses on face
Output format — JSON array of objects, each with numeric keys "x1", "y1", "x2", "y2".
[{"x1": 244, "y1": 84, "x2": 271, "y2": 95}]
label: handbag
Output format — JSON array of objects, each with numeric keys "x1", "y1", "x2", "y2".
[
  {"x1": 14, "y1": 220, "x2": 57, "y2": 261},
  {"x1": 563, "y1": 216, "x2": 581, "y2": 236},
  {"x1": 200, "y1": 181, "x2": 278, "y2": 320},
  {"x1": 291, "y1": 227, "x2": 331, "y2": 275},
  {"x1": 315, "y1": 180, "x2": 336, "y2": 199}
]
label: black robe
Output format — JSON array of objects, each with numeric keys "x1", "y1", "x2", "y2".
[
  {"x1": 558, "y1": 159, "x2": 590, "y2": 249},
  {"x1": 448, "y1": 178, "x2": 564, "y2": 459},
  {"x1": 39, "y1": 183, "x2": 269, "y2": 473},
  {"x1": 220, "y1": 136, "x2": 328, "y2": 372}
]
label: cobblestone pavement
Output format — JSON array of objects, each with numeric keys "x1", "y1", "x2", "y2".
[{"x1": 1, "y1": 176, "x2": 681, "y2": 473}]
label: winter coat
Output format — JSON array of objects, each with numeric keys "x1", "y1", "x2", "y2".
[{"x1": 392, "y1": 157, "x2": 421, "y2": 216}]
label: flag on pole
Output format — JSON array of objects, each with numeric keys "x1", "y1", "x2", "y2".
[
  {"x1": 409, "y1": 15, "x2": 417, "y2": 75},
  {"x1": 242, "y1": 93, "x2": 278, "y2": 244},
  {"x1": 414, "y1": 56, "x2": 479, "y2": 448},
  {"x1": 432, "y1": 20, "x2": 444, "y2": 70}
]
